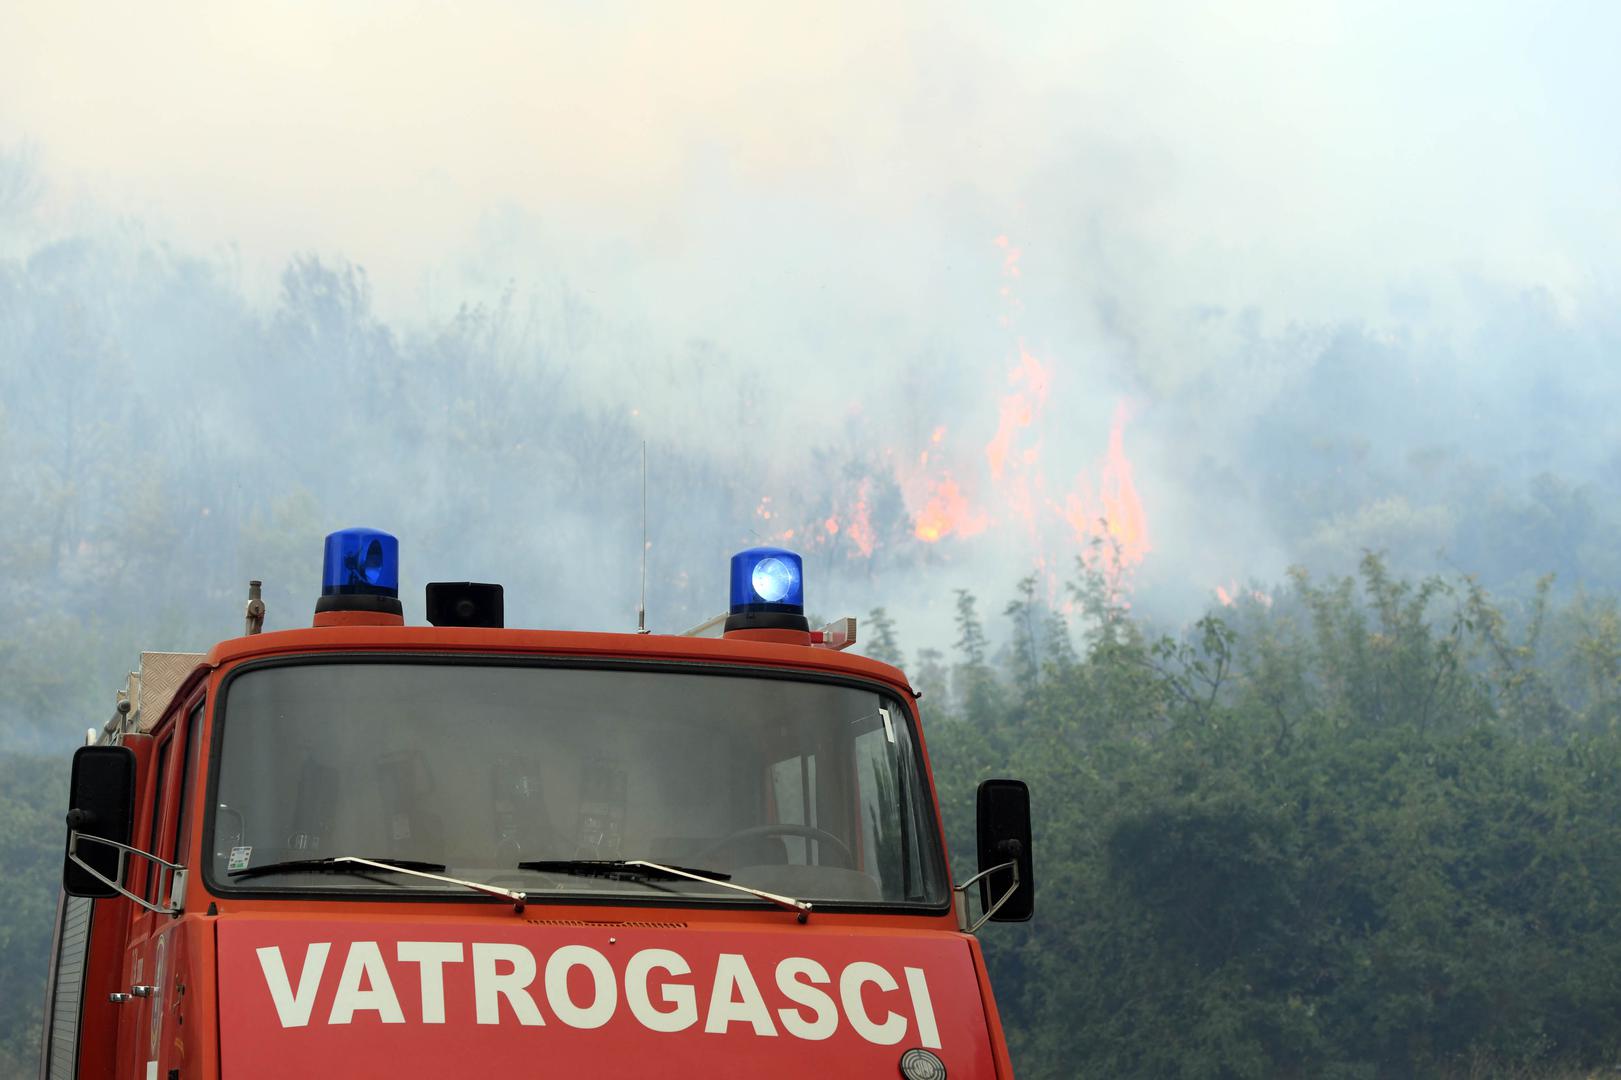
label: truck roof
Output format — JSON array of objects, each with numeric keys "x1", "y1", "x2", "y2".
[{"x1": 200, "y1": 626, "x2": 914, "y2": 694}]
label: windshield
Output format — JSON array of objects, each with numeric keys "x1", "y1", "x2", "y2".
[{"x1": 207, "y1": 660, "x2": 947, "y2": 908}]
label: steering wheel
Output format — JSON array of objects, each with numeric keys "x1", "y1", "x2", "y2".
[{"x1": 693, "y1": 824, "x2": 854, "y2": 867}]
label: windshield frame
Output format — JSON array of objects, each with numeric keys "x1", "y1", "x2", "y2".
[{"x1": 200, "y1": 652, "x2": 951, "y2": 916}]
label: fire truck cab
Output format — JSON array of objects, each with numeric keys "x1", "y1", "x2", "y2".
[{"x1": 41, "y1": 530, "x2": 1033, "y2": 1079}]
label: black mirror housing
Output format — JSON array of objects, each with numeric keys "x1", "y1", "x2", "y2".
[
  {"x1": 62, "y1": 745, "x2": 136, "y2": 898},
  {"x1": 976, "y1": 778, "x2": 1034, "y2": 922}
]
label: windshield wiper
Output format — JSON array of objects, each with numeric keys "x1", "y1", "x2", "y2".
[
  {"x1": 229, "y1": 856, "x2": 448, "y2": 879},
  {"x1": 516, "y1": 858, "x2": 812, "y2": 921},
  {"x1": 230, "y1": 856, "x2": 528, "y2": 913},
  {"x1": 516, "y1": 858, "x2": 732, "y2": 881}
]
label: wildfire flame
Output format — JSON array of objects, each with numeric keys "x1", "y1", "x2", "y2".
[
  {"x1": 820, "y1": 482, "x2": 877, "y2": 557},
  {"x1": 994, "y1": 234, "x2": 1024, "y2": 327},
  {"x1": 1216, "y1": 582, "x2": 1274, "y2": 608},
  {"x1": 985, "y1": 346, "x2": 1050, "y2": 482},
  {"x1": 745, "y1": 232, "x2": 1153, "y2": 599},
  {"x1": 845, "y1": 483, "x2": 876, "y2": 557},
  {"x1": 912, "y1": 474, "x2": 989, "y2": 543},
  {"x1": 1061, "y1": 402, "x2": 1151, "y2": 581}
]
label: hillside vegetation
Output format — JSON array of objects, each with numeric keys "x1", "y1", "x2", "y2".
[{"x1": 917, "y1": 556, "x2": 1621, "y2": 1078}]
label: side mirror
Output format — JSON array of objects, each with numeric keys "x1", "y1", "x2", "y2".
[
  {"x1": 62, "y1": 745, "x2": 137, "y2": 898},
  {"x1": 976, "y1": 778, "x2": 1033, "y2": 922}
]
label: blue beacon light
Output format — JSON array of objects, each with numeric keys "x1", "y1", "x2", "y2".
[
  {"x1": 315, "y1": 527, "x2": 403, "y2": 616},
  {"x1": 726, "y1": 546, "x2": 808, "y2": 632}
]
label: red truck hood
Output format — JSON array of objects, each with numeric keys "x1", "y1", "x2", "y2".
[{"x1": 217, "y1": 914, "x2": 995, "y2": 1078}]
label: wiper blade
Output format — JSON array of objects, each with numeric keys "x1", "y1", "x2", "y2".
[
  {"x1": 517, "y1": 858, "x2": 812, "y2": 921},
  {"x1": 516, "y1": 859, "x2": 732, "y2": 882},
  {"x1": 230, "y1": 856, "x2": 528, "y2": 913},
  {"x1": 228, "y1": 856, "x2": 448, "y2": 879}
]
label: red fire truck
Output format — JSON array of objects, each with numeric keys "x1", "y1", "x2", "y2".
[{"x1": 41, "y1": 529, "x2": 1033, "y2": 1079}]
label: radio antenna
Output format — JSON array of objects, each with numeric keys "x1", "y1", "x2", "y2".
[{"x1": 637, "y1": 440, "x2": 649, "y2": 634}]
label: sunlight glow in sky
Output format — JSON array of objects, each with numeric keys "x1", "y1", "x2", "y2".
[{"x1": 4, "y1": 0, "x2": 1615, "y2": 341}]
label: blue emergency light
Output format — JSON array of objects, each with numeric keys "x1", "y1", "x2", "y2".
[
  {"x1": 726, "y1": 546, "x2": 809, "y2": 632},
  {"x1": 730, "y1": 546, "x2": 803, "y2": 612},
  {"x1": 315, "y1": 527, "x2": 403, "y2": 616}
]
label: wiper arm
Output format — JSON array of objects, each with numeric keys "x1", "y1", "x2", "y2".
[
  {"x1": 516, "y1": 858, "x2": 732, "y2": 881},
  {"x1": 517, "y1": 858, "x2": 812, "y2": 922},
  {"x1": 230, "y1": 856, "x2": 528, "y2": 913},
  {"x1": 229, "y1": 856, "x2": 448, "y2": 879},
  {"x1": 627, "y1": 859, "x2": 812, "y2": 921}
]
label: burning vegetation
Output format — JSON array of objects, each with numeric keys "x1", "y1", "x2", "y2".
[{"x1": 748, "y1": 235, "x2": 1153, "y2": 613}]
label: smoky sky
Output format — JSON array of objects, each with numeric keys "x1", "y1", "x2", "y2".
[{"x1": 2, "y1": 1, "x2": 1620, "y2": 724}]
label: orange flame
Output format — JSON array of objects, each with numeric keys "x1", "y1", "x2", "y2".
[
  {"x1": 978, "y1": 237, "x2": 1051, "y2": 548},
  {"x1": 1060, "y1": 402, "x2": 1151, "y2": 583},
  {"x1": 994, "y1": 235, "x2": 1024, "y2": 328},
  {"x1": 913, "y1": 475, "x2": 988, "y2": 543},
  {"x1": 1097, "y1": 403, "x2": 1150, "y2": 567},
  {"x1": 1217, "y1": 582, "x2": 1274, "y2": 608},
  {"x1": 752, "y1": 495, "x2": 796, "y2": 543},
  {"x1": 845, "y1": 483, "x2": 876, "y2": 557},
  {"x1": 746, "y1": 233, "x2": 1154, "y2": 599},
  {"x1": 985, "y1": 346, "x2": 1049, "y2": 481}
]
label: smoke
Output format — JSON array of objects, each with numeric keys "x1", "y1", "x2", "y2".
[{"x1": 2, "y1": 3, "x2": 1619, "y2": 740}]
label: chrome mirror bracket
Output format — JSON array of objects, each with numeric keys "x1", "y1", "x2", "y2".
[
  {"x1": 952, "y1": 858, "x2": 1019, "y2": 934},
  {"x1": 68, "y1": 831, "x2": 188, "y2": 915}
]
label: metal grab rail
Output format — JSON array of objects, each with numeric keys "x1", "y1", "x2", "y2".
[
  {"x1": 953, "y1": 857, "x2": 1021, "y2": 934},
  {"x1": 67, "y1": 831, "x2": 188, "y2": 915}
]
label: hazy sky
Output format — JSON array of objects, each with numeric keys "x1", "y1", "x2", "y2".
[
  {"x1": 4, "y1": 0, "x2": 1618, "y2": 629},
  {"x1": 7, "y1": 1, "x2": 1614, "y2": 327}
]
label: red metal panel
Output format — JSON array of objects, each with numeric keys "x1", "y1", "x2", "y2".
[{"x1": 216, "y1": 916, "x2": 996, "y2": 1078}]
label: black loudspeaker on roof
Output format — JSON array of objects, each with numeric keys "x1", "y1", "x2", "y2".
[{"x1": 426, "y1": 582, "x2": 504, "y2": 628}]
